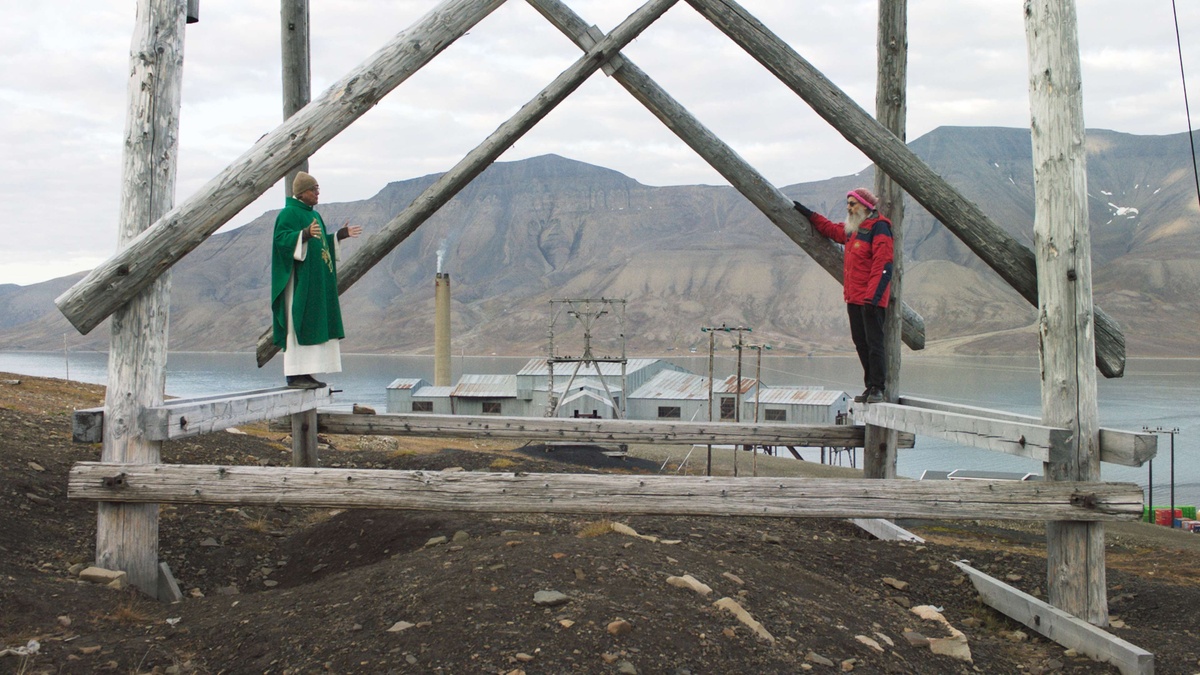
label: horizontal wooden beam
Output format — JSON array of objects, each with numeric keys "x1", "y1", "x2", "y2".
[
  {"x1": 54, "y1": 0, "x2": 508, "y2": 335},
  {"x1": 857, "y1": 402, "x2": 1069, "y2": 463},
  {"x1": 68, "y1": 463, "x2": 1143, "y2": 521},
  {"x1": 900, "y1": 397, "x2": 1156, "y2": 467},
  {"x1": 955, "y1": 562, "x2": 1153, "y2": 674},
  {"x1": 313, "y1": 412, "x2": 916, "y2": 448},
  {"x1": 143, "y1": 387, "x2": 334, "y2": 440},
  {"x1": 72, "y1": 387, "x2": 335, "y2": 443}
]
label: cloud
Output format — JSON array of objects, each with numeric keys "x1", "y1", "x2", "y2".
[{"x1": 3, "y1": 0, "x2": 1199, "y2": 286}]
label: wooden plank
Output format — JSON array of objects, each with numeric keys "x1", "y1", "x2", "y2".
[
  {"x1": 97, "y1": 0, "x2": 187, "y2": 600},
  {"x1": 68, "y1": 463, "x2": 1144, "y2": 521},
  {"x1": 141, "y1": 387, "x2": 334, "y2": 440},
  {"x1": 1097, "y1": 428, "x2": 1157, "y2": 468},
  {"x1": 849, "y1": 519, "x2": 924, "y2": 543},
  {"x1": 955, "y1": 562, "x2": 1153, "y2": 674},
  {"x1": 55, "y1": 0, "x2": 509, "y2": 336},
  {"x1": 1026, "y1": 0, "x2": 1107, "y2": 625},
  {"x1": 856, "y1": 402, "x2": 1069, "y2": 462},
  {"x1": 900, "y1": 397, "x2": 1157, "y2": 467},
  {"x1": 254, "y1": 0, "x2": 682, "y2": 366},
  {"x1": 524, "y1": 0, "x2": 927, "y2": 350},
  {"x1": 684, "y1": 0, "x2": 1125, "y2": 379},
  {"x1": 314, "y1": 412, "x2": 916, "y2": 448},
  {"x1": 292, "y1": 409, "x2": 319, "y2": 468}
]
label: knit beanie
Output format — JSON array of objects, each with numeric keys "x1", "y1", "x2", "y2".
[
  {"x1": 293, "y1": 171, "x2": 318, "y2": 196},
  {"x1": 846, "y1": 187, "x2": 878, "y2": 211}
]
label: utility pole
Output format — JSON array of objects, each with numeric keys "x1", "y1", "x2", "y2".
[
  {"x1": 701, "y1": 324, "x2": 751, "y2": 477},
  {"x1": 746, "y1": 343, "x2": 771, "y2": 477},
  {"x1": 1143, "y1": 426, "x2": 1181, "y2": 525}
]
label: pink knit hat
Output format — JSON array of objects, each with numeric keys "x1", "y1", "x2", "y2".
[{"x1": 846, "y1": 188, "x2": 878, "y2": 211}]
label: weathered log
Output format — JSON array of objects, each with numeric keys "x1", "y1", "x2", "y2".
[
  {"x1": 864, "y1": 0, "x2": 908, "y2": 479},
  {"x1": 685, "y1": 0, "x2": 1125, "y2": 378},
  {"x1": 68, "y1": 463, "x2": 1144, "y2": 522},
  {"x1": 55, "y1": 0, "x2": 508, "y2": 335},
  {"x1": 312, "y1": 411, "x2": 917, "y2": 448},
  {"x1": 281, "y1": 0, "x2": 311, "y2": 197},
  {"x1": 525, "y1": 0, "x2": 926, "y2": 350},
  {"x1": 254, "y1": 0, "x2": 682, "y2": 365},
  {"x1": 1025, "y1": 0, "x2": 1107, "y2": 624},
  {"x1": 98, "y1": 0, "x2": 187, "y2": 599}
]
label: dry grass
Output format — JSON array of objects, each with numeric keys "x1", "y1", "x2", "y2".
[
  {"x1": 489, "y1": 458, "x2": 517, "y2": 470},
  {"x1": 576, "y1": 520, "x2": 615, "y2": 538},
  {"x1": 96, "y1": 597, "x2": 153, "y2": 625}
]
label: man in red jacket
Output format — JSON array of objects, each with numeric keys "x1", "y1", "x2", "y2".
[{"x1": 793, "y1": 188, "x2": 894, "y2": 404}]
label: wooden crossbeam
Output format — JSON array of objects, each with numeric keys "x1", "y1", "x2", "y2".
[
  {"x1": 72, "y1": 387, "x2": 335, "y2": 443},
  {"x1": 253, "y1": 0, "x2": 682, "y2": 367},
  {"x1": 313, "y1": 412, "x2": 916, "y2": 448},
  {"x1": 856, "y1": 402, "x2": 1069, "y2": 463},
  {"x1": 524, "y1": 0, "x2": 927, "y2": 350},
  {"x1": 55, "y1": 0, "x2": 508, "y2": 336},
  {"x1": 900, "y1": 397, "x2": 1156, "y2": 467},
  {"x1": 955, "y1": 562, "x2": 1153, "y2": 674},
  {"x1": 685, "y1": 0, "x2": 1125, "y2": 379},
  {"x1": 68, "y1": 463, "x2": 1143, "y2": 521}
]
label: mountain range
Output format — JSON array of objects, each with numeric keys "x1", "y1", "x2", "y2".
[{"x1": 2, "y1": 125, "x2": 1197, "y2": 360}]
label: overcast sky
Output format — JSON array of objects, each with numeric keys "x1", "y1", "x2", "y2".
[{"x1": 3, "y1": 0, "x2": 1198, "y2": 286}]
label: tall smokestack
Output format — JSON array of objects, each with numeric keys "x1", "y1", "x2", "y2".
[{"x1": 434, "y1": 273, "x2": 451, "y2": 386}]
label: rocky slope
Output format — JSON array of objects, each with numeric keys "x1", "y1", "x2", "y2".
[{"x1": 1, "y1": 126, "x2": 1196, "y2": 357}]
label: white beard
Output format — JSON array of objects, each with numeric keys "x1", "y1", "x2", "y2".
[{"x1": 845, "y1": 209, "x2": 866, "y2": 237}]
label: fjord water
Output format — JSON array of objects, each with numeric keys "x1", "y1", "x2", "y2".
[{"x1": 3, "y1": 351, "x2": 1197, "y2": 507}]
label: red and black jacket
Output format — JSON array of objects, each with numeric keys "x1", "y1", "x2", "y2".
[{"x1": 808, "y1": 212, "x2": 894, "y2": 308}]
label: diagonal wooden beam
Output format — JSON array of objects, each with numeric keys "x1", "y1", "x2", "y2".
[
  {"x1": 55, "y1": 0, "x2": 509, "y2": 336},
  {"x1": 524, "y1": 0, "x2": 926, "y2": 349},
  {"x1": 685, "y1": 0, "x2": 1126, "y2": 379},
  {"x1": 68, "y1": 463, "x2": 1144, "y2": 521},
  {"x1": 254, "y1": 0, "x2": 682, "y2": 366}
]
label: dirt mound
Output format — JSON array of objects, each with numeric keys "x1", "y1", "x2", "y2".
[{"x1": 2, "y1": 373, "x2": 1198, "y2": 674}]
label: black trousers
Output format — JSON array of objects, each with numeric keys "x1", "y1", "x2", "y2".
[{"x1": 847, "y1": 303, "x2": 887, "y2": 390}]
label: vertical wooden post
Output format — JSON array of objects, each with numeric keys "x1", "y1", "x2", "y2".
[
  {"x1": 292, "y1": 409, "x2": 319, "y2": 467},
  {"x1": 281, "y1": 0, "x2": 310, "y2": 197},
  {"x1": 1024, "y1": 0, "x2": 1106, "y2": 624},
  {"x1": 98, "y1": 0, "x2": 187, "y2": 598},
  {"x1": 864, "y1": 0, "x2": 907, "y2": 479}
]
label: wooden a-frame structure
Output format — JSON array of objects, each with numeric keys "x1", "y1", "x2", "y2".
[{"x1": 58, "y1": 0, "x2": 1160, "y2": 668}]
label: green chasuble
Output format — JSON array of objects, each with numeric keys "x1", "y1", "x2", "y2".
[{"x1": 271, "y1": 197, "x2": 345, "y2": 349}]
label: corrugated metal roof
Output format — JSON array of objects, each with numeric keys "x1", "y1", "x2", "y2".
[
  {"x1": 451, "y1": 374, "x2": 517, "y2": 398},
  {"x1": 412, "y1": 386, "x2": 453, "y2": 399},
  {"x1": 517, "y1": 358, "x2": 662, "y2": 376},
  {"x1": 716, "y1": 374, "x2": 758, "y2": 395},
  {"x1": 559, "y1": 388, "x2": 616, "y2": 408},
  {"x1": 551, "y1": 378, "x2": 622, "y2": 395},
  {"x1": 628, "y1": 370, "x2": 710, "y2": 400},
  {"x1": 386, "y1": 378, "x2": 425, "y2": 390},
  {"x1": 750, "y1": 388, "x2": 846, "y2": 406}
]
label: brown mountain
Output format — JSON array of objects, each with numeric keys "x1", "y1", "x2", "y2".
[{"x1": 2, "y1": 126, "x2": 1197, "y2": 357}]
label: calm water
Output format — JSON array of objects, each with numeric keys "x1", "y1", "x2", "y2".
[{"x1": 2, "y1": 350, "x2": 1197, "y2": 507}]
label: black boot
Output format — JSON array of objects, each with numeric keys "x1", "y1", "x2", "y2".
[{"x1": 286, "y1": 375, "x2": 321, "y2": 389}]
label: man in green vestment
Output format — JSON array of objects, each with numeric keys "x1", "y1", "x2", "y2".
[{"x1": 271, "y1": 171, "x2": 362, "y2": 388}]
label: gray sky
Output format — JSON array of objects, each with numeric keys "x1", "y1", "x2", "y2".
[{"x1": 3, "y1": 0, "x2": 1198, "y2": 286}]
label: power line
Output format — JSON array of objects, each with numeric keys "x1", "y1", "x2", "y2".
[{"x1": 1171, "y1": 0, "x2": 1200, "y2": 210}]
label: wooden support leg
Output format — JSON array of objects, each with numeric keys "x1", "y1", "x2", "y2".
[{"x1": 292, "y1": 409, "x2": 318, "y2": 467}]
